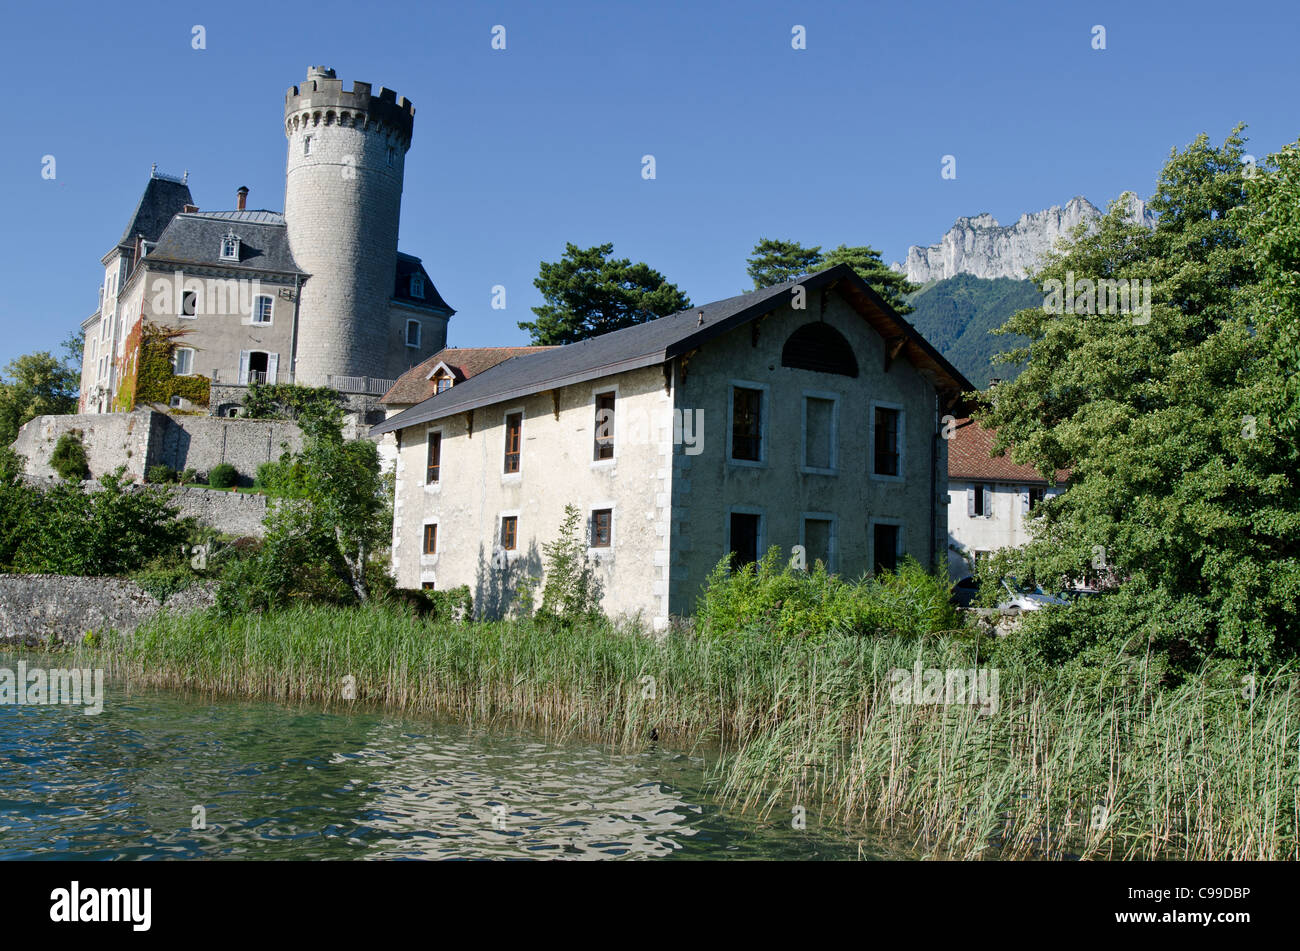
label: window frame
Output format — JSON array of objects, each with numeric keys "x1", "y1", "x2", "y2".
[
  {"x1": 172, "y1": 347, "x2": 195, "y2": 376},
  {"x1": 799, "y1": 511, "x2": 837, "y2": 572},
  {"x1": 868, "y1": 517, "x2": 904, "y2": 576},
  {"x1": 220, "y1": 232, "x2": 240, "y2": 262},
  {"x1": 498, "y1": 513, "x2": 519, "y2": 552},
  {"x1": 799, "y1": 389, "x2": 840, "y2": 475},
  {"x1": 727, "y1": 380, "x2": 769, "y2": 468},
  {"x1": 502, "y1": 409, "x2": 524, "y2": 477},
  {"x1": 589, "y1": 505, "x2": 614, "y2": 551},
  {"x1": 410, "y1": 273, "x2": 425, "y2": 298},
  {"x1": 869, "y1": 401, "x2": 906, "y2": 482},
  {"x1": 592, "y1": 386, "x2": 618, "y2": 464},
  {"x1": 726, "y1": 505, "x2": 765, "y2": 571},
  {"x1": 421, "y1": 521, "x2": 438, "y2": 556},
  {"x1": 252, "y1": 295, "x2": 273, "y2": 325},
  {"x1": 180, "y1": 289, "x2": 198, "y2": 319},
  {"x1": 405, "y1": 319, "x2": 421, "y2": 348},
  {"x1": 425, "y1": 429, "x2": 442, "y2": 486}
]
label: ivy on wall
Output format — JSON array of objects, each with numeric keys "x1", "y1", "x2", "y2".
[{"x1": 117, "y1": 323, "x2": 211, "y2": 411}]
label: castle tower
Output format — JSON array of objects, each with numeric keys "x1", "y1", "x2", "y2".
[{"x1": 283, "y1": 66, "x2": 414, "y2": 386}]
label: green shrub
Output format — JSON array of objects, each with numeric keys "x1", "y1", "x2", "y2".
[
  {"x1": 422, "y1": 585, "x2": 473, "y2": 622},
  {"x1": 179, "y1": 467, "x2": 202, "y2": 485},
  {"x1": 535, "y1": 504, "x2": 603, "y2": 628},
  {"x1": 255, "y1": 456, "x2": 307, "y2": 497},
  {"x1": 209, "y1": 463, "x2": 238, "y2": 489},
  {"x1": 695, "y1": 547, "x2": 963, "y2": 642},
  {"x1": 50, "y1": 431, "x2": 90, "y2": 480},
  {"x1": 146, "y1": 464, "x2": 177, "y2": 484}
]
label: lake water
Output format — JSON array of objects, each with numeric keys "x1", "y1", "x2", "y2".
[{"x1": 0, "y1": 653, "x2": 904, "y2": 860}]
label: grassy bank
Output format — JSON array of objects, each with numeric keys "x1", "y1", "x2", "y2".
[{"x1": 81, "y1": 603, "x2": 1299, "y2": 860}]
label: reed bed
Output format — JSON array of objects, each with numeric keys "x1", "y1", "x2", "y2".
[{"x1": 82, "y1": 603, "x2": 1300, "y2": 860}]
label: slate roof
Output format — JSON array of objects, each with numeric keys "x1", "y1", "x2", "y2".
[
  {"x1": 116, "y1": 176, "x2": 194, "y2": 250},
  {"x1": 382, "y1": 346, "x2": 558, "y2": 405},
  {"x1": 372, "y1": 263, "x2": 977, "y2": 436},
  {"x1": 393, "y1": 252, "x2": 454, "y2": 314},
  {"x1": 947, "y1": 417, "x2": 1070, "y2": 485},
  {"x1": 145, "y1": 211, "x2": 305, "y2": 275}
]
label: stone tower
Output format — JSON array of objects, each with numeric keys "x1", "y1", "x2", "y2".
[{"x1": 283, "y1": 66, "x2": 414, "y2": 386}]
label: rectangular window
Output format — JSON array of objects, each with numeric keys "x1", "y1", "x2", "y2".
[
  {"x1": 803, "y1": 396, "x2": 835, "y2": 470},
  {"x1": 387, "y1": 146, "x2": 396, "y2": 167},
  {"x1": 873, "y1": 523, "x2": 899, "y2": 575},
  {"x1": 732, "y1": 387, "x2": 763, "y2": 461},
  {"x1": 181, "y1": 290, "x2": 197, "y2": 317},
  {"x1": 423, "y1": 523, "x2": 437, "y2": 555},
  {"x1": 729, "y1": 512, "x2": 761, "y2": 570},
  {"x1": 435, "y1": 375, "x2": 452, "y2": 394},
  {"x1": 591, "y1": 509, "x2": 612, "y2": 548},
  {"x1": 304, "y1": 135, "x2": 312, "y2": 155},
  {"x1": 500, "y1": 516, "x2": 518, "y2": 551},
  {"x1": 1028, "y1": 486, "x2": 1045, "y2": 511},
  {"x1": 425, "y1": 432, "x2": 441, "y2": 484},
  {"x1": 503, "y1": 413, "x2": 522, "y2": 473},
  {"x1": 803, "y1": 518, "x2": 832, "y2": 568},
  {"x1": 972, "y1": 484, "x2": 992, "y2": 518},
  {"x1": 173, "y1": 348, "x2": 194, "y2": 375},
  {"x1": 874, "y1": 407, "x2": 900, "y2": 476},
  {"x1": 421, "y1": 581, "x2": 436, "y2": 591},
  {"x1": 594, "y1": 392, "x2": 615, "y2": 460},
  {"x1": 253, "y1": 296, "x2": 273, "y2": 324},
  {"x1": 410, "y1": 274, "x2": 425, "y2": 298},
  {"x1": 406, "y1": 320, "x2": 421, "y2": 347}
]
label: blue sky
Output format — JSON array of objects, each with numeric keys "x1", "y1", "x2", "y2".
[{"x1": 1, "y1": 0, "x2": 1296, "y2": 367}]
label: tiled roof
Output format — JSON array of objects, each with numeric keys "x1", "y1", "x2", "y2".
[
  {"x1": 393, "y1": 253, "x2": 454, "y2": 314},
  {"x1": 116, "y1": 176, "x2": 194, "y2": 250},
  {"x1": 382, "y1": 346, "x2": 556, "y2": 405},
  {"x1": 947, "y1": 417, "x2": 1069, "y2": 484},
  {"x1": 146, "y1": 212, "x2": 305, "y2": 275},
  {"x1": 373, "y1": 263, "x2": 977, "y2": 436}
]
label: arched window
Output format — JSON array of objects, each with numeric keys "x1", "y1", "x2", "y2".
[{"x1": 781, "y1": 323, "x2": 858, "y2": 377}]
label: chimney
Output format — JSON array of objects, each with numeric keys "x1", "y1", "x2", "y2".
[
  {"x1": 236, "y1": 186, "x2": 249, "y2": 211},
  {"x1": 182, "y1": 204, "x2": 199, "y2": 213}
]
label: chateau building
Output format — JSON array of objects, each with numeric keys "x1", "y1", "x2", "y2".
[
  {"x1": 375, "y1": 265, "x2": 974, "y2": 627},
  {"x1": 79, "y1": 67, "x2": 453, "y2": 416}
]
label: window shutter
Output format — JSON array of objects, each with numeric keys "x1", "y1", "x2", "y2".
[
  {"x1": 966, "y1": 486, "x2": 975, "y2": 518},
  {"x1": 1021, "y1": 488, "x2": 1029, "y2": 515},
  {"x1": 983, "y1": 484, "x2": 993, "y2": 518},
  {"x1": 267, "y1": 353, "x2": 279, "y2": 384},
  {"x1": 238, "y1": 350, "x2": 250, "y2": 385}
]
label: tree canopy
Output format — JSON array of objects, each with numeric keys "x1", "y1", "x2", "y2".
[
  {"x1": 746, "y1": 239, "x2": 919, "y2": 313},
  {"x1": 977, "y1": 125, "x2": 1300, "y2": 673},
  {"x1": 0, "y1": 350, "x2": 79, "y2": 444},
  {"x1": 519, "y1": 243, "x2": 691, "y2": 345}
]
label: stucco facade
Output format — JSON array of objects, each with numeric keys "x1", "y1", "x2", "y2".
[
  {"x1": 391, "y1": 365, "x2": 674, "y2": 624},
  {"x1": 385, "y1": 272, "x2": 965, "y2": 629}
]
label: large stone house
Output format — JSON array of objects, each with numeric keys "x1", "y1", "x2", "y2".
[
  {"x1": 375, "y1": 264, "x2": 974, "y2": 628},
  {"x1": 79, "y1": 67, "x2": 454, "y2": 417},
  {"x1": 945, "y1": 416, "x2": 1069, "y2": 580}
]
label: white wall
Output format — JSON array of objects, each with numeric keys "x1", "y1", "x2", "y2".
[{"x1": 946, "y1": 480, "x2": 1063, "y2": 579}]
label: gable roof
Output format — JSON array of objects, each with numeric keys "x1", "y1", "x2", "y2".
[
  {"x1": 145, "y1": 211, "x2": 305, "y2": 275},
  {"x1": 372, "y1": 263, "x2": 976, "y2": 436},
  {"x1": 947, "y1": 417, "x2": 1070, "y2": 485},
  {"x1": 115, "y1": 175, "x2": 195, "y2": 252},
  {"x1": 382, "y1": 346, "x2": 557, "y2": 405}
]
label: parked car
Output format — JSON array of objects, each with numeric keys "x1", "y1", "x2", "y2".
[{"x1": 998, "y1": 577, "x2": 1070, "y2": 613}]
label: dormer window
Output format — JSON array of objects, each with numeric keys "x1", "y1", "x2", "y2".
[
  {"x1": 410, "y1": 273, "x2": 425, "y2": 298},
  {"x1": 435, "y1": 374, "x2": 452, "y2": 394},
  {"x1": 220, "y1": 231, "x2": 240, "y2": 261}
]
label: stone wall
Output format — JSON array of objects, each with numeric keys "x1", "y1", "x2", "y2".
[
  {"x1": 0, "y1": 574, "x2": 217, "y2": 647},
  {"x1": 168, "y1": 485, "x2": 269, "y2": 538},
  {"x1": 13, "y1": 409, "x2": 303, "y2": 485},
  {"x1": 12, "y1": 409, "x2": 154, "y2": 481}
]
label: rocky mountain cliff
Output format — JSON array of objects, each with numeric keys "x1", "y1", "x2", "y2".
[{"x1": 891, "y1": 194, "x2": 1156, "y2": 283}]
